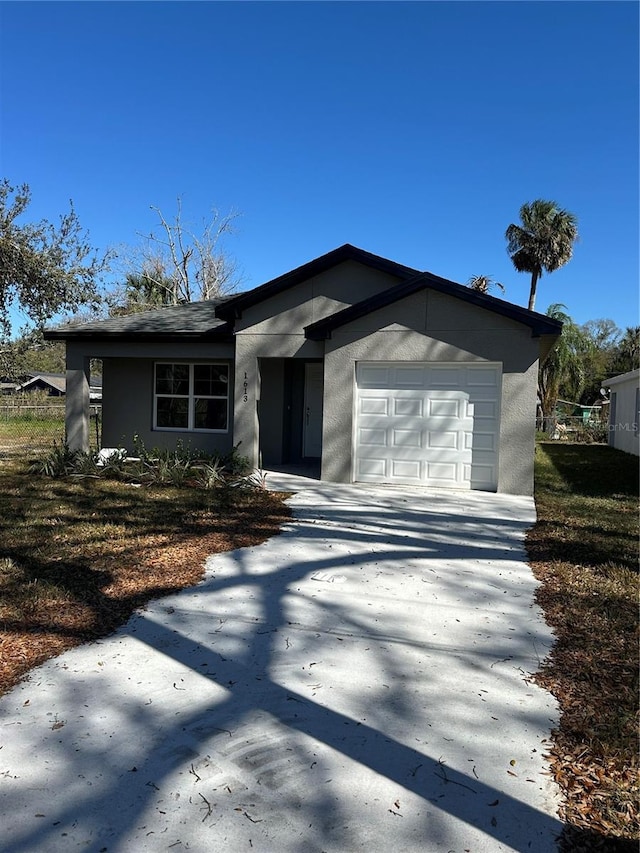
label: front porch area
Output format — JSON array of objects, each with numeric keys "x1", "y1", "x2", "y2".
[{"x1": 257, "y1": 357, "x2": 324, "y2": 469}]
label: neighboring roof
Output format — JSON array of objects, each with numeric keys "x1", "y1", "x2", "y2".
[
  {"x1": 605, "y1": 368, "x2": 640, "y2": 387},
  {"x1": 304, "y1": 270, "x2": 564, "y2": 340},
  {"x1": 215, "y1": 244, "x2": 421, "y2": 321},
  {"x1": 18, "y1": 373, "x2": 66, "y2": 393},
  {"x1": 44, "y1": 299, "x2": 233, "y2": 341},
  {"x1": 17, "y1": 373, "x2": 103, "y2": 393}
]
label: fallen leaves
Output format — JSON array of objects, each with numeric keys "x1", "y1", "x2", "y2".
[
  {"x1": 0, "y1": 468, "x2": 291, "y2": 697},
  {"x1": 528, "y1": 444, "x2": 639, "y2": 849}
]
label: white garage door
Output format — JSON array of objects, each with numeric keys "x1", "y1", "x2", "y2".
[{"x1": 354, "y1": 362, "x2": 501, "y2": 490}]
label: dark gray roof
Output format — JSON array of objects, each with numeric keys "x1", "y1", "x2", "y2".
[
  {"x1": 44, "y1": 247, "x2": 563, "y2": 346},
  {"x1": 18, "y1": 373, "x2": 103, "y2": 392},
  {"x1": 44, "y1": 299, "x2": 233, "y2": 341},
  {"x1": 19, "y1": 374, "x2": 67, "y2": 393}
]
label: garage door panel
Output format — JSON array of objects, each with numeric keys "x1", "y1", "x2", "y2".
[
  {"x1": 358, "y1": 365, "x2": 391, "y2": 386},
  {"x1": 359, "y1": 397, "x2": 389, "y2": 415},
  {"x1": 356, "y1": 458, "x2": 387, "y2": 478},
  {"x1": 428, "y1": 398, "x2": 461, "y2": 418},
  {"x1": 467, "y1": 367, "x2": 500, "y2": 387},
  {"x1": 391, "y1": 459, "x2": 422, "y2": 480},
  {"x1": 354, "y1": 362, "x2": 501, "y2": 491},
  {"x1": 430, "y1": 366, "x2": 463, "y2": 386},
  {"x1": 427, "y1": 430, "x2": 459, "y2": 450},
  {"x1": 394, "y1": 366, "x2": 425, "y2": 387},
  {"x1": 468, "y1": 462, "x2": 497, "y2": 487},
  {"x1": 426, "y1": 461, "x2": 459, "y2": 483},
  {"x1": 470, "y1": 400, "x2": 498, "y2": 419},
  {"x1": 358, "y1": 428, "x2": 388, "y2": 447},
  {"x1": 464, "y1": 431, "x2": 496, "y2": 451},
  {"x1": 394, "y1": 398, "x2": 423, "y2": 417},
  {"x1": 392, "y1": 428, "x2": 422, "y2": 448}
]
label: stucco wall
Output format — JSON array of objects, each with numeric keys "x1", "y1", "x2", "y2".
[
  {"x1": 69, "y1": 338, "x2": 236, "y2": 456},
  {"x1": 321, "y1": 290, "x2": 540, "y2": 495},
  {"x1": 234, "y1": 260, "x2": 408, "y2": 334},
  {"x1": 101, "y1": 355, "x2": 235, "y2": 456},
  {"x1": 607, "y1": 370, "x2": 640, "y2": 456},
  {"x1": 231, "y1": 261, "x2": 404, "y2": 464}
]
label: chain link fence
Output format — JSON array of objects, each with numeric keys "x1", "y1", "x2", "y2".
[
  {"x1": 536, "y1": 414, "x2": 608, "y2": 443},
  {"x1": 0, "y1": 399, "x2": 101, "y2": 458}
]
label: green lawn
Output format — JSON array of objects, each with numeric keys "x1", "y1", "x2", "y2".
[
  {"x1": 0, "y1": 414, "x2": 65, "y2": 449},
  {"x1": 0, "y1": 412, "x2": 102, "y2": 452},
  {"x1": 528, "y1": 443, "x2": 639, "y2": 851}
]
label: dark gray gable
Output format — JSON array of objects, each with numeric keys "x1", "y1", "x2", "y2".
[
  {"x1": 304, "y1": 271, "x2": 563, "y2": 340},
  {"x1": 215, "y1": 244, "x2": 421, "y2": 322},
  {"x1": 44, "y1": 299, "x2": 233, "y2": 342},
  {"x1": 19, "y1": 373, "x2": 67, "y2": 393}
]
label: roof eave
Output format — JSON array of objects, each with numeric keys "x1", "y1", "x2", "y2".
[
  {"x1": 215, "y1": 244, "x2": 422, "y2": 322},
  {"x1": 605, "y1": 367, "x2": 640, "y2": 386},
  {"x1": 304, "y1": 273, "x2": 563, "y2": 340},
  {"x1": 43, "y1": 327, "x2": 234, "y2": 343}
]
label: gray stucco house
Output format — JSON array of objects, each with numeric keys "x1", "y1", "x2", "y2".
[{"x1": 45, "y1": 244, "x2": 562, "y2": 495}]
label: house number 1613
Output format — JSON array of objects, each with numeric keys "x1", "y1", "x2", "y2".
[{"x1": 243, "y1": 372, "x2": 249, "y2": 402}]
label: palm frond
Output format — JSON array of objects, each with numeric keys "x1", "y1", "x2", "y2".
[
  {"x1": 506, "y1": 200, "x2": 579, "y2": 310},
  {"x1": 467, "y1": 274, "x2": 505, "y2": 294}
]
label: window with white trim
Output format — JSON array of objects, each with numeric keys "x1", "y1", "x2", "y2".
[{"x1": 154, "y1": 363, "x2": 229, "y2": 432}]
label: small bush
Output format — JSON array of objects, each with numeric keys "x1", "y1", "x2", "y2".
[
  {"x1": 29, "y1": 443, "x2": 82, "y2": 478},
  {"x1": 572, "y1": 422, "x2": 608, "y2": 444},
  {"x1": 219, "y1": 444, "x2": 251, "y2": 475},
  {"x1": 95, "y1": 448, "x2": 129, "y2": 478},
  {"x1": 194, "y1": 460, "x2": 225, "y2": 489},
  {"x1": 30, "y1": 437, "x2": 262, "y2": 501}
]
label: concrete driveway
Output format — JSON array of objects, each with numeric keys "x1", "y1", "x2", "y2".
[{"x1": 0, "y1": 478, "x2": 562, "y2": 852}]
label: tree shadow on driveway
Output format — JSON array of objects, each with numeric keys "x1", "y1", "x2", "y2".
[{"x1": 0, "y1": 486, "x2": 563, "y2": 852}]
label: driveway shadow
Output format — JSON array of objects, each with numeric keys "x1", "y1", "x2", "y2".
[{"x1": 0, "y1": 486, "x2": 563, "y2": 852}]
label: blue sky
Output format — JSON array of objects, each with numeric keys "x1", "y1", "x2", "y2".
[{"x1": 1, "y1": 1, "x2": 638, "y2": 334}]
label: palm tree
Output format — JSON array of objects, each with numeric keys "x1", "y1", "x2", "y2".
[
  {"x1": 538, "y1": 303, "x2": 593, "y2": 432},
  {"x1": 466, "y1": 275, "x2": 505, "y2": 295},
  {"x1": 612, "y1": 325, "x2": 640, "y2": 373},
  {"x1": 505, "y1": 200, "x2": 578, "y2": 311}
]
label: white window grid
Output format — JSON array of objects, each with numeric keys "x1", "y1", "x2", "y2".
[{"x1": 153, "y1": 362, "x2": 229, "y2": 433}]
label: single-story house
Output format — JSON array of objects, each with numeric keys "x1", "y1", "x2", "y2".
[
  {"x1": 17, "y1": 372, "x2": 67, "y2": 396},
  {"x1": 45, "y1": 244, "x2": 562, "y2": 495},
  {"x1": 604, "y1": 368, "x2": 640, "y2": 456},
  {"x1": 15, "y1": 372, "x2": 103, "y2": 402}
]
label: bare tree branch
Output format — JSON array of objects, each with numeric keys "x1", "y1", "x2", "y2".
[{"x1": 115, "y1": 197, "x2": 242, "y2": 312}]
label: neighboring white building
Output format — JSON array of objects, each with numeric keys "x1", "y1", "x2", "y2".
[{"x1": 606, "y1": 368, "x2": 640, "y2": 456}]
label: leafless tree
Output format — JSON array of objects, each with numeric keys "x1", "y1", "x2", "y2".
[{"x1": 115, "y1": 198, "x2": 242, "y2": 310}]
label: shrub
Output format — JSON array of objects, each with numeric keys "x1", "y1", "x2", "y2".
[
  {"x1": 30, "y1": 436, "x2": 260, "y2": 498},
  {"x1": 194, "y1": 460, "x2": 225, "y2": 489},
  {"x1": 29, "y1": 443, "x2": 82, "y2": 478}
]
